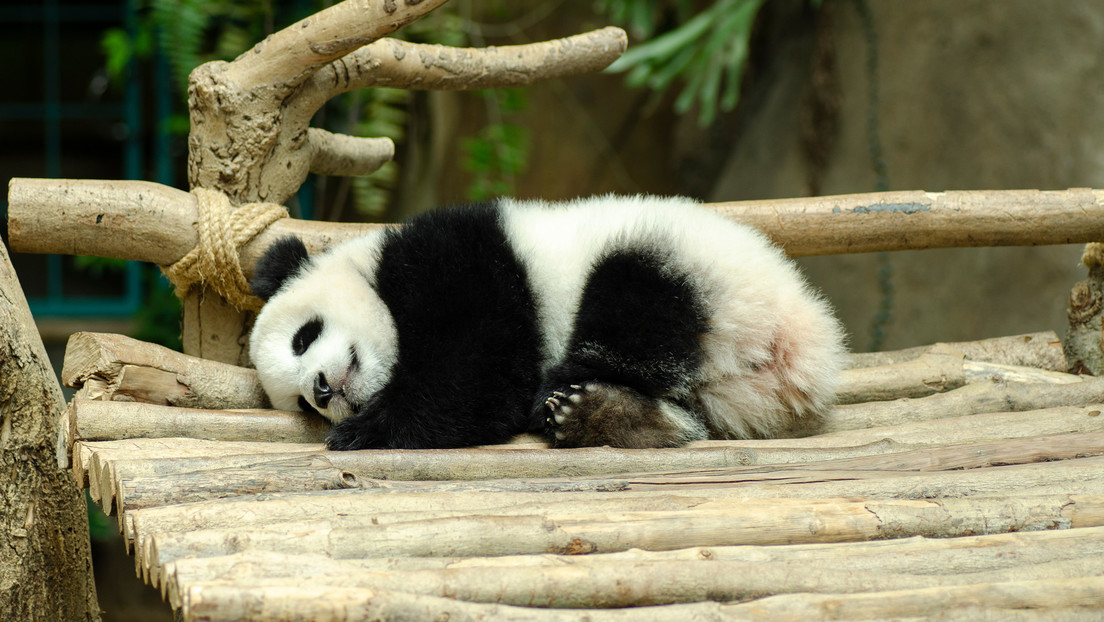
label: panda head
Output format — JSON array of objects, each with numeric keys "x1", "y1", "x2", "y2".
[{"x1": 249, "y1": 236, "x2": 397, "y2": 424}]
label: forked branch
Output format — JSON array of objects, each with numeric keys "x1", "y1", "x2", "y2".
[{"x1": 188, "y1": 0, "x2": 628, "y2": 205}]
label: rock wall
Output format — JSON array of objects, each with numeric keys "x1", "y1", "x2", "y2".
[{"x1": 710, "y1": 0, "x2": 1103, "y2": 352}]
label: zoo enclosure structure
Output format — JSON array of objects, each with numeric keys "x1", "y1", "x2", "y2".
[{"x1": 7, "y1": 0, "x2": 1104, "y2": 619}]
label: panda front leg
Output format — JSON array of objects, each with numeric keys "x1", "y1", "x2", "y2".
[{"x1": 533, "y1": 248, "x2": 712, "y2": 449}]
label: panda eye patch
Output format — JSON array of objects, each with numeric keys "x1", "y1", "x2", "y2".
[{"x1": 292, "y1": 319, "x2": 323, "y2": 356}]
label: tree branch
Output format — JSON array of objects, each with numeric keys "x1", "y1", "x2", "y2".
[
  {"x1": 222, "y1": 0, "x2": 451, "y2": 91},
  {"x1": 714, "y1": 188, "x2": 1104, "y2": 255},
  {"x1": 307, "y1": 128, "x2": 395, "y2": 177},
  {"x1": 11, "y1": 179, "x2": 1104, "y2": 266},
  {"x1": 300, "y1": 28, "x2": 628, "y2": 109}
]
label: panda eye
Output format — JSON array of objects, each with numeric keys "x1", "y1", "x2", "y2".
[{"x1": 292, "y1": 319, "x2": 323, "y2": 356}]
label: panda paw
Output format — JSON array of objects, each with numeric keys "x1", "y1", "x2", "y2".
[
  {"x1": 542, "y1": 384, "x2": 589, "y2": 444},
  {"x1": 541, "y1": 382, "x2": 693, "y2": 449},
  {"x1": 326, "y1": 413, "x2": 389, "y2": 451}
]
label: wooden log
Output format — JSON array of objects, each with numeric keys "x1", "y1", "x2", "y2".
[
  {"x1": 963, "y1": 360, "x2": 1081, "y2": 384},
  {"x1": 178, "y1": 577, "x2": 1104, "y2": 622},
  {"x1": 765, "y1": 404, "x2": 1104, "y2": 448},
  {"x1": 96, "y1": 451, "x2": 326, "y2": 515},
  {"x1": 716, "y1": 576, "x2": 1104, "y2": 622},
  {"x1": 6, "y1": 178, "x2": 381, "y2": 274},
  {"x1": 62, "y1": 332, "x2": 266, "y2": 409},
  {"x1": 836, "y1": 346, "x2": 965, "y2": 404},
  {"x1": 106, "y1": 428, "x2": 1104, "y2": 518},
  {"x1": 0, "y1": 207, "x2": 101, "y2": 620},
  {"x1": 115, "y1": 455, "x2": 357, "y2": 517},
  {"x1": 128, "y1": 442, "x2": 1104, "y2": 582},
  {"x1": 104, "y1": 425, "x2": 1099, "y2": 513},
  {"x1": 822, "y1": 377, "x2": 1104, "y2": 433},
  {"x1": 124, "y1": 436, "x2": 1104, "y2": 557},
  {"x1": 148, "y1": 454, "x2": 1104, "y2": 508},
  {"x1": 65, "y1": 377, "x2": 1102, "y2": 453},
  {"x1": 161, "y1": 526, "x2": 1104, "y2": 606},
  {"x1": 68, "y1": 399, "x2": 329, "y2": 445},
  {"x1": 55, "y1": 331, "x2": 1070, "y2": 412},
  {"x1": 621, "y1": 455, "x2": 1104, "y2": 496},
  {"x1": 146, "y1": 494, "x2": 1104, "y2": 584},
  {"x1": 108, "y1": 444, "x2": 1104, "y2": 542},
  {"x1": 843, "y1": 331, "x2": 1066, "y2": 371},
  {"x1": 11, "y1": 181, "x2": 1104, "y2": 266},
  {"x1": 71, "y1": 401, "x2": 1104, "y2": 495},
  {"x1": 172, "y1": 555, "x2": 1104, "y2": 610},
  {"x1": 72, "y1": 438, "x2": 324, "y2": 490},
  {"x1": 712, "y1": 187, "x2": 1104, "y2": 256}
]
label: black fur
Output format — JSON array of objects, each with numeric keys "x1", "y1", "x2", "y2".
[
  {"x1": 326, "y1": 203, "x2": 545, "y2": 450},
  {"x1": 533, "y1": 246, "x2": 710, "y2": 446},
  {"x1": 251, "y1": 237, "x2": 312, "y2": 301}
]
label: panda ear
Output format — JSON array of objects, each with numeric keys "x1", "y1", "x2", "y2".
[{"x1": 251, "y1": 237, "x2": 311, "y2": 301}]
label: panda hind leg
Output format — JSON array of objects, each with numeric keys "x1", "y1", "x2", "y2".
[{"x1": 542, "y1": 382, "x2": 706, "y2": 449}]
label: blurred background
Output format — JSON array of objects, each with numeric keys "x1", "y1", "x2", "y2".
[{"x1": 1, "y1": 1, "x2": 1100, "y2": 619}]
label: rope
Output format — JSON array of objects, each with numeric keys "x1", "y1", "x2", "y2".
[{"x1": 161, "y1": 187, "x2": 288, "y2": 311}]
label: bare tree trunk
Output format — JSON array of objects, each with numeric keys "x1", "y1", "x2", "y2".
[{"x1": 0, "y1": 242, "x2": 100, "y2": 620}]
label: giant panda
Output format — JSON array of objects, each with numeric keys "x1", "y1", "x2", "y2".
[{"x1": 248, "y1": 195, "x2": 846, "y2": 451}]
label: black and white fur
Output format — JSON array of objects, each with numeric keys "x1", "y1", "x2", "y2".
[{"x1": 249, "y1": 195, "x2": 845, "y2": 450}]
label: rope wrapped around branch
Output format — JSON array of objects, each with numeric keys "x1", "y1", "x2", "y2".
[{"x1": 161, "y1": 188, "x2": 287, "y2": 311}]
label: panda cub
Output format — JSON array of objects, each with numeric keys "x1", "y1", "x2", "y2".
[{"x1": 249, "y1": 195, "x2": 845, "y2": 451}]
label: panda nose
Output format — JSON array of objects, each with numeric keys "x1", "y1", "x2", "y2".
[{"x1": 313, "y1": 372, "x2": 333, "y2": 408}]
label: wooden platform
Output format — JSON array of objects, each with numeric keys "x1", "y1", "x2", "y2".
[{"x1": 67, "y1": 331, "x2": 1104, "y2": 620}]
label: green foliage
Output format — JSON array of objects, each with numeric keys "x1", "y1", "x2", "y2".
[
  {"x1": 602, "y1": 0, "x2": 765, "y2": 126},
  {"x1": 463, "y1": 90, "x2": 530, "y2": 201},
  {"x1": 351, "y1": 88, "x2": 410, "y2": 218},
  {"x1": 86, "y1": 490, "x2": 114, "y2": 542},
  {"x1": 100, "y1": 25, "x2": 152, "y2": 81}
]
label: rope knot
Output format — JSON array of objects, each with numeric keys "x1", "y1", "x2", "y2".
[{"x1": 161, "y1": 188, "x2": 288, "y2": 311}]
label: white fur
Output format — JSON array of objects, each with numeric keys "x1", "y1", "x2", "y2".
[
  {"x1": 501, "y1": 195, "x2": 846, "y2": 439},
  {"x1": 249, "y1": 232, "x2": 398, "y2": 423}
]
